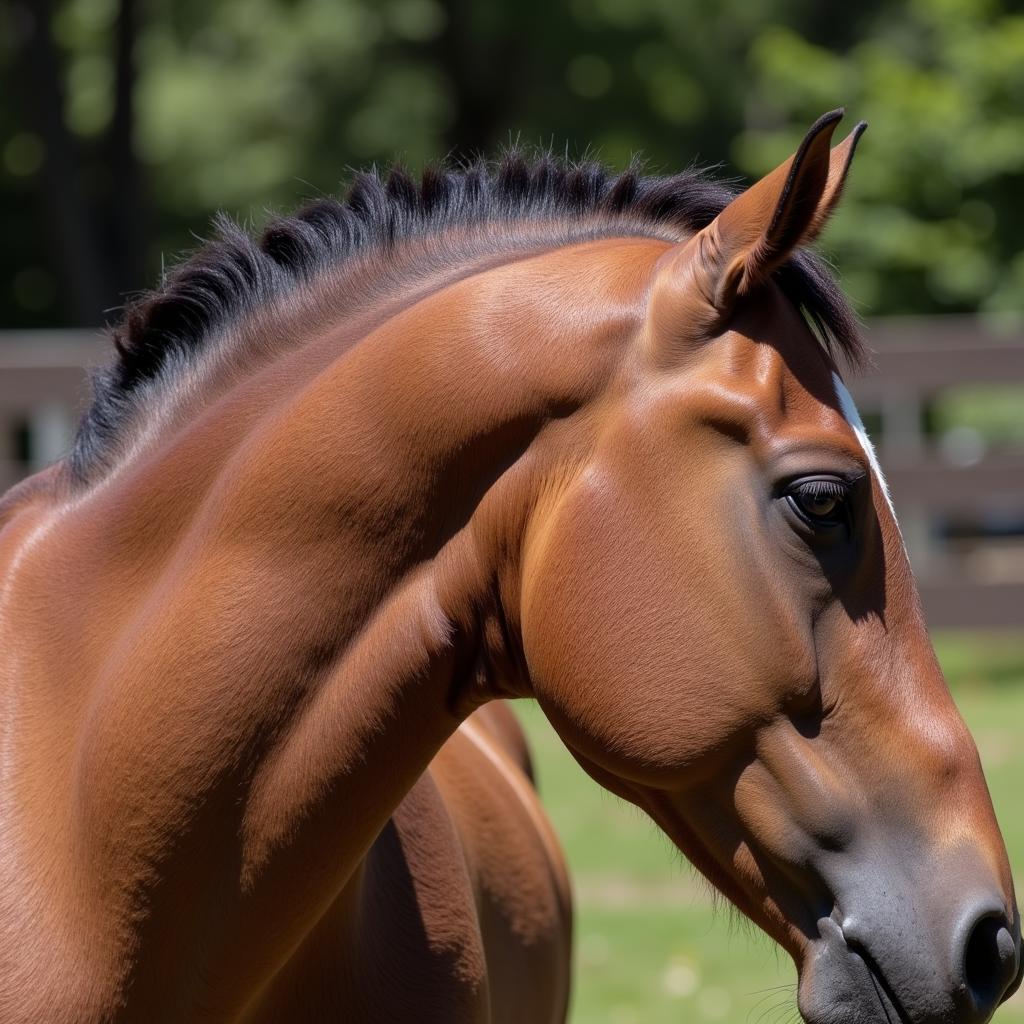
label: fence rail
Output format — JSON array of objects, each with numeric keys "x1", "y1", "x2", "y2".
[
  {"x1": 1, "y1": 320, "x2": 1022, "y2": 628},
  {"x1": 856, "y1": 318, "x2": 1024, "y2": 626}
]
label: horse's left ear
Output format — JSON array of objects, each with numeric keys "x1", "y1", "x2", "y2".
[{"x1": 650, "y1": 110, "x2": 866, "y2": 340}]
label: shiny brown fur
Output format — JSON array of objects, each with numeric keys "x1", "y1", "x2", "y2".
[{"x1": 0, "y1": 111, "x2": 1018, "y2": 1023}]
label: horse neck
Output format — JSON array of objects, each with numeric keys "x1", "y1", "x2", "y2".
[
  {"x1": 7, "y1": 235, "x2": 662, "y2": 946},
  {"x1": 234, "y1": 235, "x2": 664, "y2": 871}
]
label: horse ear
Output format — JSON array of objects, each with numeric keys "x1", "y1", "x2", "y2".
[
  {"x1": 801, "y1": 117, "x2": 868, "y2": 243},
  {"x1": 651, "y1": 111, "x2": 865, "y2": 339},
  {"x1": 705, "y1": 109, "x2": 868, "y2": 310}
]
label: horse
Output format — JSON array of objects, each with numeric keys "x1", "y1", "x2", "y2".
[{"x1": 0, "y1": 108, "x2": 1019, "y2": 1023}]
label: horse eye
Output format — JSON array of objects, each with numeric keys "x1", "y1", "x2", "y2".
[
  {"x1": 799, "y1": 492, "x2": 839, "y2": 517},
  {"x1": 786, "y1": 479, "x2": 850, "y2": 526}
]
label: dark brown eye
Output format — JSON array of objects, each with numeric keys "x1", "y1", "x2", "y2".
[
  {"x1": 799, "y1": 492, "x2": 839, "y2": 518},
  {"x1": 786, "y1": 478, "x2": 850, "y2": 527}
]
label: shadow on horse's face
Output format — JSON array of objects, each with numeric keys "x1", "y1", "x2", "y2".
[{"x1": 520, "y1": 113, "x2": 1021, "y2": 1024}]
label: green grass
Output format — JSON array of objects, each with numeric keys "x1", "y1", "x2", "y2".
[{"x1": 516, "y1": 630, "x2": 1024, "y2": 1024}]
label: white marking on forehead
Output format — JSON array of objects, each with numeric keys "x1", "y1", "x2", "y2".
[{"x1": 831, "y1": 371, "x2": 897, "y2": 520}]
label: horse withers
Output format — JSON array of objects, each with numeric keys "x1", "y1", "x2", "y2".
[{"x1": 0, "y1": 109, "x2": 1018, "y2": 1022}]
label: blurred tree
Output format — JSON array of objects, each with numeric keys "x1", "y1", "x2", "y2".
[
  {"x1": 738, "y1": 0, "x2": 1024, "y2": 317},
  {"x1": 1, "y1": 0, "x2": 1023, "y2": 327},
  {"x1": 6, "y1": 0, "x2": 112, "y2": 323}
]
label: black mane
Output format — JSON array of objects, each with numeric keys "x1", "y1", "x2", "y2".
[{"x1": 71, "y1": 153, "x2": 863, "y2": 482}]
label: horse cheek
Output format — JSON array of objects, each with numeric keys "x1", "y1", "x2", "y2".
[{"x1": 520, "y1": 472, "x2": 761, "y2": 786}]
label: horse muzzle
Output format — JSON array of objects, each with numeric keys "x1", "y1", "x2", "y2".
[{"x1": 798, "y1": 892, "x2": 1021, "y2": 1024}]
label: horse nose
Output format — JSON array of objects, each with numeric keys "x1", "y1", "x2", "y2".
[{"x1": 957, "y1": 905, "x2": 1020, "y2": 1019}]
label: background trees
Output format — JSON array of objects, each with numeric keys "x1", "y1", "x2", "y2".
[{"x1": 4, "y1": 0, "x2": 1024, "y2": 328}]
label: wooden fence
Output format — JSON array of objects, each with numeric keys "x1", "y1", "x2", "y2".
[
  {"x1": 1, "y1": 320, "x2": 1022, "y2": 628},
  {"x1": 854, "y1": 318, "x2": 1024, "y2": 627}
]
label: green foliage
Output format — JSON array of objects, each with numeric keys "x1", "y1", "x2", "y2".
[
  {"x1": 4, "y1": 0, "x2": 1024, "y2": 325},
  {"x1": 741, "y1": 0, "x2": 1024, "y2": 315},
  {"x1": 133, "y1": 0, "x2": 452, "y2": 214}
]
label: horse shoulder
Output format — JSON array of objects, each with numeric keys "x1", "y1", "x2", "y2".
[
  {"x1": 248, "y1": 709, "x2": 571, "y2": 1024},
  {"x1": 247, "y1": 766, "x2": 490, "y2": 1023},
  {"x1": 431, "y1": 707, "x2": 573, "y2": 1024}
]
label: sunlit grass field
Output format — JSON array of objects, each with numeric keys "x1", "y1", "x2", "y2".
[{"x1": 516, "y1": 631, "x2": 1024, "y2": 1024}]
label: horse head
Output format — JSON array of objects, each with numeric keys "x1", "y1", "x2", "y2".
[
  {"x1": 1, "y1": 104, "x2": 1015, "y2": 1024},
  {"x1": 519, "y1": 111, "x2": 1021, "y2": 1023}
]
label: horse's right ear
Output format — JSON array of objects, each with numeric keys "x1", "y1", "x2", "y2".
[{"x1": 648, "y1": 110, "x2": 866, "y2": 348}]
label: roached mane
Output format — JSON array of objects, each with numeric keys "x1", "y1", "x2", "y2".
[{"x1": 70, "y1": 153, "x2": 863, "y2": 482}]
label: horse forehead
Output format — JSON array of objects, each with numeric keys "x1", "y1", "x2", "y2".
[
  {"x1": 726, "y1": 291, "x2": 838, "y2": 391},
  {"x1": 668, "y1": 324, "x2": 848, "y2": 434}
]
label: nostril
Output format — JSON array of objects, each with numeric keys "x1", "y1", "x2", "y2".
[{"x1": 963, "y1": 912, "x2": 1019, "y2": 1011}]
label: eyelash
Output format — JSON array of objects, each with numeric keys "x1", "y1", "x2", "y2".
[{"x1": 795, "y1": 479, "x2": 847, "y2": 500}]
